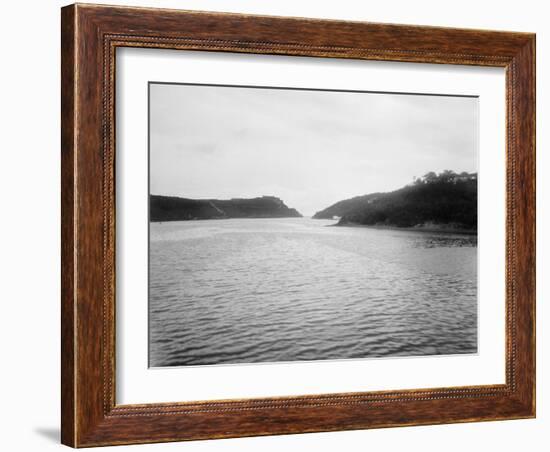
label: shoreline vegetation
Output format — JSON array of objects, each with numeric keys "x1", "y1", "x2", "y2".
[
  {"x1": 314, "y1": 170, "x2": 477, "y2": 234},
  {"x1": 150, "y1": 195, "x2": 302, "y2": 222},
  {"x1": 150, "y1": 170, "x2": 477, "y2": 234}
]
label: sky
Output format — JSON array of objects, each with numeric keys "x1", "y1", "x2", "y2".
[{"x1": 149, "y1": 83, "x2": 478, "y2": 217}]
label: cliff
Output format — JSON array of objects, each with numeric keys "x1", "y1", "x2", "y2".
[
  {"x1": 150, "y1": 195, "x2": 302, "y2": 222},
  {"x1": 315, "y1": 171, "x2": 477, "y2": 231}
]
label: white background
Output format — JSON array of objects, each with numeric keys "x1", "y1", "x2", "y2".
[{"x1": 0, "y1": 0, "x2": 546, "y2": 451}]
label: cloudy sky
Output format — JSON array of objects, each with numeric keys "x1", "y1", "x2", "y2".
[{"x1": 149, "y1": 83, "x2": 477, "y2": 216}]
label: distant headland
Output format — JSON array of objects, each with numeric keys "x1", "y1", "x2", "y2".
[
  {"x1": 150, "y1": 195, "x2": 302, "y2": 222},
  {"x1": 313, "y1": 171, "x2": 477, "y2": 233}
]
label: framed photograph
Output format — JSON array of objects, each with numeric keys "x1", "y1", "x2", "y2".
[{"x1": 61, "y1": 3, "x2": 535, "y2": 447}]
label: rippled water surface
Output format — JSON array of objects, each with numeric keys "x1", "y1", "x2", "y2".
[{"x1": 149, "y1": 218, "x2": 477, "y2": 366}]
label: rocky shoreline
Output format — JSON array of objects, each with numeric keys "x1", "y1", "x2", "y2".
[{"x1": 333, "y1": 221, "x2": 477, "y2": 235}]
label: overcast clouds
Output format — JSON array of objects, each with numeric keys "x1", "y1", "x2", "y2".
[{"x1": 149, "y1": 83, "x2": 477, "y2": 216}]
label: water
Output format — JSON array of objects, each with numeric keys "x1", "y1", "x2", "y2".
[{"x1": 149, "y1": 218, "x2": 477, "y2": 367}]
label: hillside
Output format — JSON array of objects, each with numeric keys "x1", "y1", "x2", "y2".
[
  {"x1": 312, "y1": 193, "x2": 382, "y2": 219},
  {"x1": 150, "y1": 195, "x2": 302, "y2": 222},
  {"x1": 317, "y1": 171, "x2": 477, "y2": 231}
]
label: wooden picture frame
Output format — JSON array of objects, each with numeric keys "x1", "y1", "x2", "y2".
[{"x1": 61, "y1": 3, "x2": 535, "y2": 447}]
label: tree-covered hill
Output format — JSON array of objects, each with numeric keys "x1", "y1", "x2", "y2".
[
  {"x1": 312, "y1": 193, "x2": 382, "y2": 220},
  {"x1": 317, "y1": 171, "x2": 477, "y2": 230},
  {"x1": 150, "y1": 195, "x2": 302, "y2": 222}
]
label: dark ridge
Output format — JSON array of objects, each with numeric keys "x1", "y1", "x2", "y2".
[
  {"x1": 315, "y1": 171, "x2": 477, "y2": 231},
  {"x1": 312, "y1": 192, "x2": 382, "y2": 220},
  {"x1": 150, "y1": 195, "x2": 302, "y2": 222}
]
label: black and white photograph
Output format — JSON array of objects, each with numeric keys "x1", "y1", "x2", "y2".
[{"x1": 148, "y1": 82, "x2": 479, "y2": 367}]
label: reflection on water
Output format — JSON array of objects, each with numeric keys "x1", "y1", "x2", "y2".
[{"x1": 149, "y1": 218, "x2": 477, "y2": 367}]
